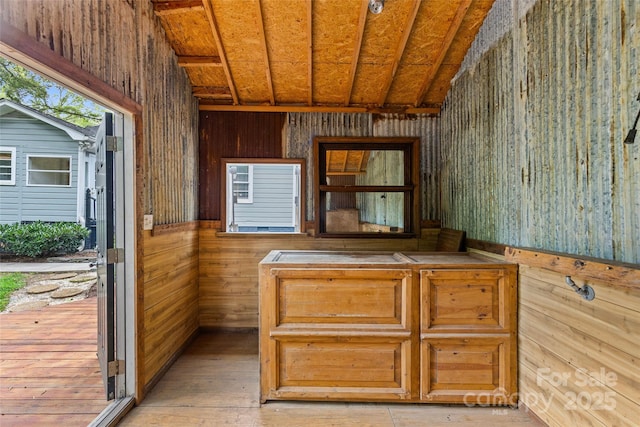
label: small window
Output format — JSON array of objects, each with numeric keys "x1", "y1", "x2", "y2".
[
  {"x1": 222, "y1": 159, "x2": 306, "y2": 233},
  {"x1": 27, "y1": 155, "x2": 72, "y2": 187},
  {"x1": 314, "y1": 137, "x2": 419, "y2": 238},
  {"x1": 0, "y1": 147, "x2": 16, "y2": 185},
  {"x1": 230, "y1": 164, "x2": 254, "y2": 203}
]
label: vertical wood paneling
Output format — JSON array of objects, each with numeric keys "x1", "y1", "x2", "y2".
[{"x1": 441, "y1": 0, "x2": 640, "y2": 264}]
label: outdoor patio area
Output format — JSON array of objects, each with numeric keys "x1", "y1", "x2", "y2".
[{"x1": 0, "y1": 297, "x2": 107, "y2": 426}]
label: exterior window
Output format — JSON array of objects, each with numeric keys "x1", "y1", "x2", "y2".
[
  {"x1": 314, "y1": 137, "x2": 419, "y2": 238},
  {"x1": 0, "y1": 147, "x2": 16, "y2": 185},
  {"x1": 27, "y1": 155, "x2": 72, "y2": 186},
  {"x1": 222, "y1": 159, "x2": 305, "y2": 233},
  {"x1": 230, "y1": 164, "x2": 253, "y2": 203}
]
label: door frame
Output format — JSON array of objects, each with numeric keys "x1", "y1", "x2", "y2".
[{"x1": 1, "y1": 19, "x2": 143, "y2": 424}]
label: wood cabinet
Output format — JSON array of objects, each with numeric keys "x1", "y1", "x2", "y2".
[{"x1": 259, "y1": 251, "x2": 517, "y2": 405}]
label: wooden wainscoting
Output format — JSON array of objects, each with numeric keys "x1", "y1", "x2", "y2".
[
  {"x1": 142, "y1": 223, "x2": 199, "y2": 391},
  {"x1": 198, "y1": 222, "x2": 438, "y2": 329},
  {"x1": 506, "y1": 248, "x2": 639, "y2": 427}
]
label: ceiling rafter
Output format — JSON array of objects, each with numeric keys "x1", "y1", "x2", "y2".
[
  {"x1": 153, "y1": 0, "x2": 495, "y2": 112},
  {"x1": 343, "y1": 0, "x2": 369, "y2": 106},
  {"x1": 201, "y1": 0, "x2": 239, "y2": 104},
  {"x1": 414, "y1": 0, "x2": 472, "y2": 107},
  {"x1": 177, "y1": 55, "x2": 222, "y2": 67},
  {"x1": 154, "y1": 0, "x2": 204, "y2": 15},
  {"x1": 256, "y1": 0, "x2": 275, "y2": 105},
  {"x1": 306, "y1": 0, "x2": 313, "y2": 106},
  {"x1": 377, "y1": 0, "x2": 422, "y2": 106},
  {"x1": 192, "y1": 86, "x2": 232, "y2": 98}
]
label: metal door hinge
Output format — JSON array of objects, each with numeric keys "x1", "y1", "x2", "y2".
[
  {"x1": 108, "y1": 359, "x2": 125, "y2": 377},
  {"x1": 107, "y1": 248, "x2": 125, "y2": 264},
  {"x1": 106, "y1": 136, "x2": 123, "y2": 152}
]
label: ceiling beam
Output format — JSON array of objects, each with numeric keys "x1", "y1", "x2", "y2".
[
  {"x1": 256, "y1": 0, "x2": 275, "y2": 105},
  {"x1": 414, "y1": 0, "x2": 472, "y2": 107},
  {"x1": 153, "y1": 0, "x2": 204, "y2": 16},
  {"x1": 306, "y1": 0, "x2": 313, "y2": 106},
  {"x1": 343, "y1": 0, "x2": 369, "y2": 106},
  {"x1": 199, "y1": 103, "x2": 440, "y2": 115},
  {"x1": 177, "y1": 55, "x2": 222, "y2": 67},
  {"x1": 377, "y1": 0, "x2": 421, "y2": 106},
  {"x1": 201, "y1": 0, "x2": 239, "y2": 104}
]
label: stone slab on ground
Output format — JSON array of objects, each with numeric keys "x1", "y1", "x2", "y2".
[
  {"x1": 51, "y1": 287, "x2": 85, "y2": 299},
  {"x1": 69, "y1": 273, "x2": 97, "y2": 283},
  {"x1": 26, "y1": 283, "x2": 60, "y2": 294}
]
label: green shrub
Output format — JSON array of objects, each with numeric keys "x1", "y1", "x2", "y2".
[{"x1": 0, "y1": 221, "x2": 89, "y2": 258}]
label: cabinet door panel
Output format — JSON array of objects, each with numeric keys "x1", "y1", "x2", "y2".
[
  {"x1": 268, "y1": 337, "x2": 412, "y2": 401},
  {"x1": 272, "y1": 268, "x2": 412, "y2": 329},
  {"x1": 421, "y1": 337, "x2": 514, "y2": 404},
  {"x1": 421, "y1": 269, "x2": 513, "y2": 332}
]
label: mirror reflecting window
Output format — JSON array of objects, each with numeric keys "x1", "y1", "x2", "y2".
[
  {"x1": 314, "y1": 137, "x2": 419, "y2": 237},
  {"x1": 222, "y1": 159, "x2": 305, "y2": 233}
]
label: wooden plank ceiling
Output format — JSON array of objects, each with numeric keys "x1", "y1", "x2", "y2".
[{"x1": 152, "y1": 0, "x2": 494, "y2": 114}]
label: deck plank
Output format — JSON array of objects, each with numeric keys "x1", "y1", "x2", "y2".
[{"x1": 0, "y1": 298, "x2": 107, "y2": 426}]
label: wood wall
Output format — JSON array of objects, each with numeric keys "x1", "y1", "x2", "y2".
[
  {"x1": 441, "y1": 0, "x2": 640, "y2": 264},
  {"x1": 0, "y1": 0, "x2": 200, "y2": 399},
  {"x1": 505, "y1": 248, "x2": 639, "y2": 427},
  {"x1": 199, "y1": 224, "x2": 438, "y2": 328},
  {"x1": 142, "y1": 226, "x2": 199, "y2": 391}
]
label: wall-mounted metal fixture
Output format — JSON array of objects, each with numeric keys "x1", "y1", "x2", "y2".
[
  {"x1": 369, "y1": 0, "x2": 384, "y2": 14},
  {"x1": 565, "y1": 276, "x2": 595, "y2": 301},
  {"x1": 624, "y1": 91, "x2": 640, "y2": 144}
]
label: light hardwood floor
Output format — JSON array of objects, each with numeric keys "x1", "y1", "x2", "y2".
[{"x1": 119, "y1": 332, "x2": 545, "y2": 426}]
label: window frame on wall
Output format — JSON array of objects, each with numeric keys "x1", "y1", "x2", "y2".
[
  {"x1": 221, "y1": 158, "x2": 306, "y2": 233},
  {"x1": 314, "y1": 136, "x2": 420, "y2": 238},
  {"x1": 26, "y1": 154, "x2": 72, "y2": 187},
  {"x1": 231, "y1": 164, "x2": 254, "y2": 204},
  {"x1": 0, "y1": 147, "x2": 16, "y2": 185}
]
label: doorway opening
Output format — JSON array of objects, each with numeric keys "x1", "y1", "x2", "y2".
[{"x1": 0, "y1": 48, "x2": 138, "y2": 425}]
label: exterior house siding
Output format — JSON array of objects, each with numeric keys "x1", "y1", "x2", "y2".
[
  {"x1": 0, "y1": 114, "x2": 81, "y2": 224},
  {"x1": 232, "y1": 164, "x2": 297, "y2": 229}
]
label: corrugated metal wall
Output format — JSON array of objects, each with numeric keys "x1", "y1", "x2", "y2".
[
  {"x1": 198, "y1": 112, "x2": 285, "y2": 220},
  {"x1": 0, "y1": 0, "x2": 199, "y2": 225},
  {"x1": 285, "y1": 112, "x2": 440, "y2": 221},
  {"x1": 441, "y1": 0, "x2": 639, "y2": 263}
]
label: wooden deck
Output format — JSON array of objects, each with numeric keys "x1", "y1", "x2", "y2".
[
  {"x1": 0, "y1": 297, "x2": 107, "y2": 426},
  {"x1": 120, "y1": 331, "x2": 545, "y2": 427}
]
